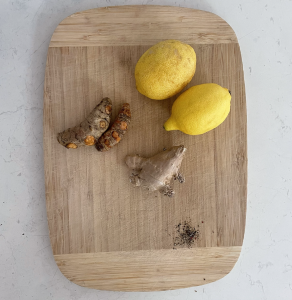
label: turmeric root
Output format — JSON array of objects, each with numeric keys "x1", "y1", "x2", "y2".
[
  {"x1": 125, "y1": 145, "x2": 186, "y2": 197},
  {"x1": 96, "y1": 103, "x2": 131, "y2": 152},
  {"x1": 57, "y1": 97, "x2": 112, "y2": 149}
]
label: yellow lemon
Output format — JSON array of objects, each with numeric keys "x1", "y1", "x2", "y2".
[
  {"x1": 164, "y1": 83, "x2": 231, "y2": 135},
  {"x1": 135, "y1": 40, "x2": 196, "y2": 100}
]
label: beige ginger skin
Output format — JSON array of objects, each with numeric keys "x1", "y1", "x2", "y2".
[{"x1": 125, "y1": 145, "x2": 186, "y2": 197}]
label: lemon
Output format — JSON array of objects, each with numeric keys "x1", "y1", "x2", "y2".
[
  {"x1": 164, "y1": 83, "x2": 231, "y2": 135},
  {"x1": 135, "y1": 40, "x2": 196, "y2": 100}
]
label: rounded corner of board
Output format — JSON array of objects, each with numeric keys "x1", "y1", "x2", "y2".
[
  {"x1": 205, "y1": 11, "x2": 238, "y2": 43},
  {"x1": 52, "y1": 254, "x2": 76, "y2": 284}
]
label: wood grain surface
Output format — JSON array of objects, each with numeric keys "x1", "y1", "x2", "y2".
[
  {"x1": 55, "y1": 246, "x2": 242, "y2": 291},
  {"x1": 49, "y1": 6, "x2": 237, "y2": 47},
  {"x1": 44, "y1": 5, "x2": 247, "y2": 291}
]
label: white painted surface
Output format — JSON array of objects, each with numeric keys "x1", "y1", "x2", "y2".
[{"x1": 0, "y1": 0, "x2": 292, "y2": 299}]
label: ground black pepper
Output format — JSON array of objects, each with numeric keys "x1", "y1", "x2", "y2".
[{"x1": 173, "y1": 220, "x2": 199, "y2": 248}]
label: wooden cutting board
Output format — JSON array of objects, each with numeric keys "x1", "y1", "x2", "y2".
[{"x1": 43, "y1": 5, "x2": 247, "y2": 292}]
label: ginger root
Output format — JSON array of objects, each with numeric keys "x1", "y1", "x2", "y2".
[
  {"x1": 57, "y1": 97, "x2": 112, "y2": 149},
  {"x1": 96, "y1": 103, "x2": 131, "y2": 152},
  {"x1": 125, "y1": 145, "x2": 186, "y2": 197}
]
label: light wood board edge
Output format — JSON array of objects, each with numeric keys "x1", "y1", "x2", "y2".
[
  {"x1": 49, "y1": 5, "x2": 238, "y2": 47},
  {"x1": 54, "y1": 246, "x2": 241, "y2": 291}
]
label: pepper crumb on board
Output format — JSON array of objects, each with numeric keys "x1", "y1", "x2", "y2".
[{"x1": 173, "y1": 220, "x2": 200, "y2": 248}]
